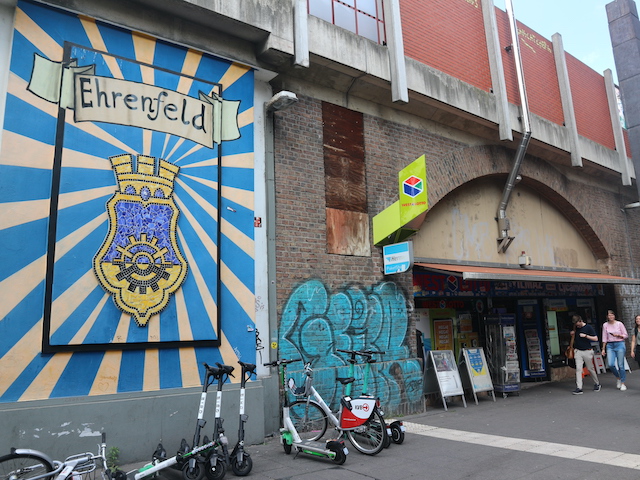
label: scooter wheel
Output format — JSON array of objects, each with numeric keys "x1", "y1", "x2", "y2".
[
  {"x1": 283, "y1": 442, "x2": 292, "y2": 454},
  {"x1": 390, "y1": 423, "x2": 405, "y2": 444},
  {"x1": 328, "y1": 444, "x2": 346, "y2": 465},
  {"x1": 204, "y1": 458, "x2": 226, "y2": 480},
  {"x1": 181, "y1": 461, "x2": 204, "y2": 480},
  {"x1": 231, "y1": 454, "x2": 253, "y2": 476}
]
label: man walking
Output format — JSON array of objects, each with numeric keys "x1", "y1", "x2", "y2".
[{"x1": 571, "y1": 314, "x2": 601, "y2": 394}]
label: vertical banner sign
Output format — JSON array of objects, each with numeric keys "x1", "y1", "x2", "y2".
[{"x1": 398, "y1": 154, "x2": 428, "y2": 226}]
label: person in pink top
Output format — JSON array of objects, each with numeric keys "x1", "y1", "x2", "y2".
[{"x1": 601, "y1": 310, "x2": 629, "y2": 391}]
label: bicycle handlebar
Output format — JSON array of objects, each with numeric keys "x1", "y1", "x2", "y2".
[
  {"x1": 337, "y1": 348, "x2": 385, "y2": 357},
  {"x1": 263, "y1": 358, "x2": 302, "y2": 367}
]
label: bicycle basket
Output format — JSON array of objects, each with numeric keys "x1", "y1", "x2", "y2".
[{"x1": 287, "y1": 374, "x2": 311, "y2": 396}]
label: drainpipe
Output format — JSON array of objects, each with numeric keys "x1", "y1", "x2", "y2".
[{"x1": 497, "y1": 0, "x2": 532, "y2": 254}]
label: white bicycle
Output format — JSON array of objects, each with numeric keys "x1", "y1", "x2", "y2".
[{"x1": 0, "y1": 433, "x2": 119, "y2": 480}]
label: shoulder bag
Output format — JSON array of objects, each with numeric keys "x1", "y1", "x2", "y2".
[{"x1": 565, "y1": 326, "x2": 576, "y2": 368}]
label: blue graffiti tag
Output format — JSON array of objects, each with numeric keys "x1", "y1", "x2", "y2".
[{"x1": 279, "y1": 279, "x2": 423, "y2": 414}]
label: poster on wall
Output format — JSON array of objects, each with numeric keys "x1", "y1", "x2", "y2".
[
  {"x1": 0, "y1": 0, "x2": 257, "y2": 401},
  {"x1": 433, "y1": 318, "x2": 454, "y2": 351}
]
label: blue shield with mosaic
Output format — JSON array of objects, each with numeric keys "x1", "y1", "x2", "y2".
[{"x1": 93, "y1": 154, "x2": 187, "y2": 326}]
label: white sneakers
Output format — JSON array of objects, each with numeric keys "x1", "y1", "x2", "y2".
[
  {"x1": 616, "y1": 379, "x2": 622, "y2": 389},
  {"x1": 621, "y1": 384, "x2": 627, "y2": 391}
]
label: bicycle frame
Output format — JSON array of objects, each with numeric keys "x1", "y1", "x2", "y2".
[
  {"x1": 2, "y1": 433, "x2": 112, "y2": 480},
  {"x1": 292, "y1": 364, "x2": 378, "y2": 431}
]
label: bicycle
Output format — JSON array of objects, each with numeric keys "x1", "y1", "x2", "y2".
[
  {"x1": 0, "y1": 433, "x2": 119, "y2": 480},
  {"x1": 263, "y1": 358, "x2": 348, "y2": 465},
  {"x1": 339, "y1": 349, "x2": 405, "y2": 446},
  {"x1": 287, "y1": 356, "x2": 387, "y2": 455}
]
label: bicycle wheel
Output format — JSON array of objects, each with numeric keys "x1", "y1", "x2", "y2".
[
  {"x1": 288, "y1": 400, "x2": 328, "y2": 442},
  {"x1": 0, "y1": 452, "x2": 54, "y2": 480},
  {"x1": 345, "y1": 409, "x2": 386, "y2": 455}
]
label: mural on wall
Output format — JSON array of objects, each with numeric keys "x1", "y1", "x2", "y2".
[
  {"x1": 0, "y1": 0, "x2": 256, "y2": 402},
  {"x1": 279, "y1": 279, "x2": 423, "y2": 412},
  {"x1": 92, "y1": 154, "x2": 187, "y2": 326}
]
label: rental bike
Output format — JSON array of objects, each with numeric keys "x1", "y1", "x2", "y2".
[
  {"x1": 0, "y1": 433, "x2": 119, "y2": 480},
  {"x1": 264, "y1": 358, "x2": 348, "y2": 465},
  {"x1": 287, "y1": 356, "x2": 388, "y2": 455},
  {"x1": 338, "y1": 349, "x2": 405, "y2": 446}
]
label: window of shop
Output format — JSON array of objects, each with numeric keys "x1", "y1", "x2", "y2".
[{"x1": 308, "y1": 0, "x2": 386, "y2": 44}]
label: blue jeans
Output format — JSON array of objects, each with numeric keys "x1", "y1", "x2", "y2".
[{"x1": 606, "y1": 341, "x2": 626, "y2": 382}]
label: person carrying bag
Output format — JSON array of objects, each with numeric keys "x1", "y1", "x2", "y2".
[{"x1": 570, "y1": 315, "x2": 600, "y2": 394}]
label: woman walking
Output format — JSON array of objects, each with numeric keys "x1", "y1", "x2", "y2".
[
  {"x1": 630, "y1": 314, "x2": 640, "y2": 369},
  {"x1": 602, "y1": 310, "x2": 628, "y2": 391}
]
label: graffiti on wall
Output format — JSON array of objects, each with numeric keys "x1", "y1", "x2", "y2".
[
  {"x1": 279, "y1": 279, "x2": 423, "y2": 412},
  {"x1": 0, "y1": 0, "x2": 256, "y2": 402}
]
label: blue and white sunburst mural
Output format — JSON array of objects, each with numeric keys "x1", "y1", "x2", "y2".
[{"x1": 0, "y1": 0, "x2": 256, "y2": 401}]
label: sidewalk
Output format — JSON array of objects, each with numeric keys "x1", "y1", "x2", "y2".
[{"x1": 121, "y1": 371, "x2": 640, "y2": 479}]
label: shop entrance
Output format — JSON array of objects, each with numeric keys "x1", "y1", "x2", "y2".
[{"x1": 544, "y1": 298, "x2": 597, "y2": 367}]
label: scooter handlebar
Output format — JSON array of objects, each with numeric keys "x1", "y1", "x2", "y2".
[
  {"x1": 215, "y1": 362, "x2": 235, "y2": 376},
  {"x1": 238, "y1": 360, "x2": 256, "y2": 373},
  {"x1": 203, "y1": 362, "x2": 235, "y2": 378}
]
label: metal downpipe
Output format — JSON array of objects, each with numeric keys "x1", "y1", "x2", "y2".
[{"x1": 497, "y1": 0, "x2": 532, "y2": 253}]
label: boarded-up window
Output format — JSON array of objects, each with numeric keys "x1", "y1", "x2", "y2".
[{"x1": 323, "y1": 102, "x2": 370, "y2": 255}]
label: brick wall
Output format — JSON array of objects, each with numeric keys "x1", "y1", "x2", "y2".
[
  {"x1": 400, "y1": 0, "x2": 491, "y2": 92},
  {"x1": 401, "y1": 0, "x2": 618, "y2": 151},
  {"x1": 498, "y1": 13, "x2": 564, "y2": 126},
  {"x1": 273, "y1": 95, "x2": 640, "y2": 409},
  {"x1": 567, "y1": 53, "x2": 616, "y2": 150}
]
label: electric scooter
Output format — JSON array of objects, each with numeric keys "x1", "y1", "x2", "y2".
[
  {"x1": 227, "y1": 361, "x2": 255, "y2": 476},
  {"x1": 264, "y1": 358, "x2": 348, "y2": 465},
  {"x1": 133, "y1": 363, "x2": 228, "y2": 480},
  {"x1": 203, "y1": 363, "x2": 235, "y2": 480}
]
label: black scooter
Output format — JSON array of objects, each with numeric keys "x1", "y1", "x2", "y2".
[{"x1": 227, "y1": 361, "x2": 255, "y2": 476}]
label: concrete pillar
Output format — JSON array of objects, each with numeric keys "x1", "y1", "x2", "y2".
[
  {"x1": 604, "y1": 68, "x2": 633, "y2": 185},
  {"x1": 481, "y1": 0, "x2": 513, "y2": 141},
  {"x1": 383, "y1": 0, "x2": 408, "y2": 104},
  {"x1": 552, "y1": 33, "x2": 582, "y2": 168},
  {"x1": 607, "y1": 0, "x2": 640, "y2": 197},
  {"x1": 293, "y1": 0, "x2": 309, "y2": 67}
]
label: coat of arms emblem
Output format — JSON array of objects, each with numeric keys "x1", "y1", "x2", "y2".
[{"x1": 93, "y1": 154, "x2": 188, "y2": 326}]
